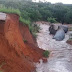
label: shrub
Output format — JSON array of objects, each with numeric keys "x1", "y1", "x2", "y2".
[
  {"x1": 29, "y1": 23, "x2": 40, "y2": 38},
  {"x1": 69, "y1": 33, "x2": 72, "y2": 40},
  {"x1": 47, "y1": 17, "x2": 57, "y2": 23},
  {"x1": 43, "y1": 50, "x2": 50, "y2": 58},
  {"x1": 32, "y1": 32, "x2": 37, "y2": 38},
  {"x1": 19, "y1": 17, "x2": 31, "y2": 25},
  {"x1": 23, "y1": 39, "x2": 27, "y2": 43}
]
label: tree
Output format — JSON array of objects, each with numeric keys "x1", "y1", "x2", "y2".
[
  {"x1": 47, "y1": 17, "x2": 57, "y2": 23},
  {"x1": 64, "y1": 10, "x2": 72, "y2": 24}
]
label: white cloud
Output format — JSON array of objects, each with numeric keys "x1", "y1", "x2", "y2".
[{"x1": 32, "y1": 0, "x2": 72, "y2": 4}]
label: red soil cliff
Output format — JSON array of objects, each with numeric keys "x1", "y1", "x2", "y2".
[
  {"x1": 0, "y1": 13, "x2": 44, "y2": 72},
  {"x1": 19, "y1": 22, "x2": 37, "y2": 46}
]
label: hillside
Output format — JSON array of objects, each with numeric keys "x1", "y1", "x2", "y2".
[{"x1": 0, "y1": 13, "x2": 44, "y2": 72}]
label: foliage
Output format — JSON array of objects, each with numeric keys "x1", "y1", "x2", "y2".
[
  {"x1": 0, "y1": 6, "x2": 21, "y2": 16},
  {"x1": 0, "y1": 0, "x2": 72, "y2": 24},
  {"x1": 64, "y1": 10, "x2": 72, "y2": 24},
  {"x1": 47, "y1": 17, "x2": 57, "y2": 23},
  {"x1": 29, "y1": 23, "x2": 40, "y2": 38},
  {"x1": 23, "y1": 39, "x2": 27, "y2": 43},
  {"x1": 19, "y1": 17, "x2": 31, "y2": 25},
  {"x1": 0, "y1": 0, "x2": 72, "y2": 38},
  {"x1": 43, "y1": 50, "x2": 50, "y2": 58}
]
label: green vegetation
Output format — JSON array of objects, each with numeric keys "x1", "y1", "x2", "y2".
[
  {"x1": 19, "y1": 17, "x2": 31, "y2": 25},
  {"x1": 29, "y1": 23, "x2": 40, "y2": 38},
  {"x1": 0, "y1": 6, "x2": 21, "y2": 16},
  {"x1": 23, "y1": 39, "x2": 27, "y2": 43},
  {"x1": 47, "y1": 17, "x2": 57, "y2": 23},
  {"x1": 43, "y1": 50, "x2": 50, "y2": 58},
  {"x1": 0, "y1": 0, "x2": 72, "y2": 37},
  {"x1": 0, "y1": 0, "x2": 72, "y2": 24}
]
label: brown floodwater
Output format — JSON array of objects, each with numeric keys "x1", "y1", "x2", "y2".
[{"x1": 36, "y1": 23, "x2": 72, "y2": 72}]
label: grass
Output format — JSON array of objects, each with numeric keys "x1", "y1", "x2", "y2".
[
  {"x1": 0, "y1": 6, "x2": 21, "y2": 16},
  {"x1": 29, "y1": 23, "x2": 40, "y2": 38},
  {"x1": 0, "y1": 6, "x2": 31, "y2": 25},
  {"x1": 43, "y1": 50, "x2": 50, "y2": 58},
  {"x1": 19, "y1": 17, "x2": 31, "y2": 25},
  {"x1": 0, "y1": 6, "x2": 40, "y2": 38}
]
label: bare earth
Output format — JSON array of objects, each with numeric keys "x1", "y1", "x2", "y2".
[{"x1": 36, "y1": 23, "x2": 72, "y2": 72}]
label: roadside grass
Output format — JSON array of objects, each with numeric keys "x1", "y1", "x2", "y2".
[
  {"x1": 19, "y1": 17, "x2": 31, "y2": 25},
  {"x1": 0, "y1": 6, "x2": 31, "y2": 26},
  {"x1": 0, "y1": 7, "x2": 21, "y2": 16}
]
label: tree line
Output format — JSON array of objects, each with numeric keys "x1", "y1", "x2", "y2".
[{"x1": 0, "y1": 0, "x2": 72, "y2": 24}]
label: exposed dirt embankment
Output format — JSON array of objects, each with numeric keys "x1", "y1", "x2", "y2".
[
  {"x1": 19, "y1": 22, "x2": 37, "y2": 46},
  {"x1": 0, "y1": 13, "x2": 44, "y2": 72}
]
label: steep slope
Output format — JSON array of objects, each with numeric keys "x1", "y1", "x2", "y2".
[
  {"x1": 19, "y1": 22, "x2": 37, "y2": 46},
  {"x1": 19, "y1": 22, "x2": 43, "y2": 62},
  {"x1": 0, "y1": 13, "x2": 44, "y2": 72}
]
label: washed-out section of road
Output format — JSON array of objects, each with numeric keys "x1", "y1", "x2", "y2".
[
  {"x1": 0, "y1": 12, "x2": 7, "y2": 21},
  {"x1": 36, "y1": 23, "x2": 72, "y2": 72}
]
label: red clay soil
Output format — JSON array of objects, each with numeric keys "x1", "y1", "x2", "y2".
[
  {"x1": 19, "y1": 22, "x2": 37, "y2": 46},
  {"x1": 0, "y1": 13, "x2": 44, "y2": 72},
  {"x1": 67, "y1": 40, "x2": 72, "y2": 45}
]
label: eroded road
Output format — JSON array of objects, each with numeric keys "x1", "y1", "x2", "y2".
[{"x1": 36, "y1": 23, "x2": 72, "y2": 72}]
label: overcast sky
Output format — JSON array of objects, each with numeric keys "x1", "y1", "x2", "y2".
[{"x1": 32, "y1": 0, "x2": 72, "y2": 4}]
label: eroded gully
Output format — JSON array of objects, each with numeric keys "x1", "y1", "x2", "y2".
[{"x1": 36, "y1": 23, "x2": 72, "y2": 72}]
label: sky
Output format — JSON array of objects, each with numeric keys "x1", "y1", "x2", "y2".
[{"x1": 32, "y1": 0, "x2": 72, "y2": 4}]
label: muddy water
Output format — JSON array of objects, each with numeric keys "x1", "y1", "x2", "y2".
[{"x1": 36, "y1": 23, "x2": 72, "y2": 72}]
